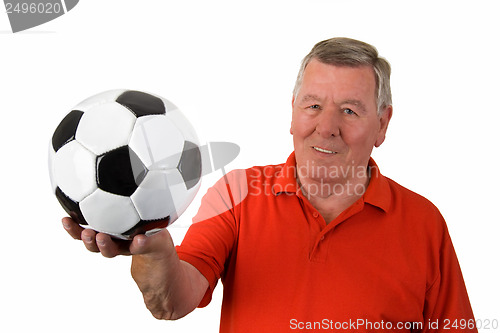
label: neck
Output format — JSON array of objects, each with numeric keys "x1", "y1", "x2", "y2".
[
  {"x1": 298, "y1": 173, "x2": 370, "y2": 223},
  {"x1": 299, "y1": 171, "x2": 369, "y2": 199}
]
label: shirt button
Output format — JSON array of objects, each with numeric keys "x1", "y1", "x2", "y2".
[
  {"x1": 313, "y1": 212, "x2": 319, "y2": 218},
  {"x1": 320, "y1": 236, "x2": 325, "y2": 241}
]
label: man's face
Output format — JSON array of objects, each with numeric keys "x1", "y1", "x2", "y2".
[{"x1": 291, "y1": 59, "x2": 392, "y2": 185}]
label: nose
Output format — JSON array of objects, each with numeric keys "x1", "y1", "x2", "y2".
[{"x1": 315, "y1": 108, "x2": 341, "y2": 138}]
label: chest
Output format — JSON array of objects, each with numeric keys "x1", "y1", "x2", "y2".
[
  {"x1": 226, "y1": 194, "x2": 427, "y2": 322},
  {"x1": 308, "y1": 193, "x2": 363, "y2": 225}
]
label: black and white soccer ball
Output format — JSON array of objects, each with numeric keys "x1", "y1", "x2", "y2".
[{"x1": 48, "y1": 89, "x2": 202, "y2": 239}]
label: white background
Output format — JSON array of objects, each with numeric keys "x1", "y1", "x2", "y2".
[{"x1": 1, "y1": 0, "x2": 499, "y2": 332}]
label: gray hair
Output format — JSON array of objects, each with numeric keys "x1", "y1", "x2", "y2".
[{"x1": 293, "y1": 37, "x2": 392, "y2": 114}]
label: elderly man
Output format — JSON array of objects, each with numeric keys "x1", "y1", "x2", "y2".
[{"x1": 63, "y1": 37, "x2": 477, "y2": 332}]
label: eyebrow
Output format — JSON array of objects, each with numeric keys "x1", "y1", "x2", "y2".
[
  {"x1": 340, "y1": 99, "x2": 367, "y2": 112},
  {"x1": 300, "y1": 94, "x2": 323, "y2": 103},
  {"x1": 300, "y1": 95, "x2": 368, "y2": 112}
]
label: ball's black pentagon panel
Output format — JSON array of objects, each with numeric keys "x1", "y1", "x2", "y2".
[
  {"x1": 177, "y1": 141, "x2": 202, "y2": 190},
  {"x1": 116, "y1": 90, "x2": 165, "y2": 117},
  {"x1": 97, "y1": 146, "x2": 144, "y2": 196},
  {"x1": 55, "y1": 186, "x2": 88, "y2": 225},
  {"x1": 52, "y1": 110, "x2": 84, "y2": 152},
  {"x1": 121, "y1": 217, "x2": 170, "y2": 239}
]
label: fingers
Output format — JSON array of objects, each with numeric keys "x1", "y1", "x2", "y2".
[
  {"x1": 62, "y1": 217, "x2": 84, "y2": 240},
  {"x1": 81, "y1": 228, "x2": 100, "y2": 253},
  {"x1": 94, "y1": 233, "x2": 128, "y2": 258},
  {"x1": 62, "y1": 216, "x2": 172, "y2": 259},
  {"x1": 90, "y1": 230, "x2": 173, "y2": 258},
  {"x1": 62, "y1": 216, "x2": 131, "y2": 257},
  {"x1": 62, "y1": 217, "x2": 100, "y2": 252}
]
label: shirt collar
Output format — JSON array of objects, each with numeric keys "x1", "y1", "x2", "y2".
[
  {"x1": 272, "y1": 152, "x2": 300, "y2": 195},
  {"x1": 364, "y1": 158, "x2": 391, "y2": 212},
  {"x1": 272, "y1": 152, "x2": 391, "y2": 212}
]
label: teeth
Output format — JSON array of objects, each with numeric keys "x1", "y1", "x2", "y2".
[{"x1": 313, "y1": 146, "x2": 335, "y2": 154}]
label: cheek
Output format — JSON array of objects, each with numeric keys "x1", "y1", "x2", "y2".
[
  {"x1": 291, "y1": 111, "x2": 316, "y2": 138},
  {"x1": 342, "y1": 123, "x2": 378, "y2": 150}
]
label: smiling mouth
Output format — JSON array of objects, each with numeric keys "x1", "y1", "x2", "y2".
[{"x1": 312, "y1": 146, "x2": 336, "y2": 154}]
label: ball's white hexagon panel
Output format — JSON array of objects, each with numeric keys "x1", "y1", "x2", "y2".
[
  {"x1": 75, "y1": 102, "x2": 136, "y2": 155},
  {"x1": 180, "y1": 172, "x2": 202, "y2": 217},
  {"x1": 129, "y1": 115, "x2": 184, "y2": 170},
  {"x1": 72, "y1": 89, "x2": 127, "y2": 112},
  {"x1": 166, "y1": 109, "x2": 200, "y2": 145},
  {"x1": 130, "y1": 170, "x2": 178, "y2": 221},
  {"x1": 80, "y1": 189, "x2": 140, "y2": 235},
  {"x1": 48, "y1": 144, "x2": 57, "y2": 193},
  {"x1": 53, "y1": 140, "x2": 97, "y2": 202},
  {"x1": 165, "y1": 168, "x2": 199, "y2": 222}
]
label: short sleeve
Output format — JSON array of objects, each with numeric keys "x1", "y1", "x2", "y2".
[
  {"x1": 176, "y1": 169, "x2": 248, "y2": 307},
  {"x1": 422, "y1": 229, "x2": 477, "y2": 332}
]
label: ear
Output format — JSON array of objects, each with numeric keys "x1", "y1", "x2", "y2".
[
  {"x1": 374, "y1": 105, "x2": 393, "y2": 147},
  {"x1": 290, "y1": 96, "x2": 295, "y2": 135}
]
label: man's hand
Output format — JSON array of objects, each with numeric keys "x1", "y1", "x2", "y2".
[
  {"x1": 62, "y1": 216, "x2": 136, "y2": 257},
  {"x1": 61, "y1": 216, "x2": 208, "y2": 319}
]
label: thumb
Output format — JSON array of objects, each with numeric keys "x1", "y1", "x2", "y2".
[{"x1": 129, "y1": 228, "x2": 175, "y2": 259}]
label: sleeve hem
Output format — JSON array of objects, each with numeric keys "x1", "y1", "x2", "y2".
[{"x1": 177, "y1": 248, "x2": 219, "y2": 308}]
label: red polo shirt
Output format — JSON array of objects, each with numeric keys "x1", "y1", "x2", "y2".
[{"x1": 176, "y1": 152, "x2": 476, "y2": 332}]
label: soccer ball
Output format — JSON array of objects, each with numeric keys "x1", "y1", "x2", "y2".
[{"x1": 48, "y1": 89, "x2": 202, "y2": 239}]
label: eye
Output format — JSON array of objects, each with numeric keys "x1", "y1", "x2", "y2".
[
  {"x1": 343, "y1": 108, "x2": 356, "y2": 115},
  {"x1": 308, "y1": 104, "x2": 320, "y2": 110}
]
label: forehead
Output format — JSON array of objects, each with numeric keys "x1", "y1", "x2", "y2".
[{"x1": 300, "y1": 59, "x2": 377, "y2": 103}]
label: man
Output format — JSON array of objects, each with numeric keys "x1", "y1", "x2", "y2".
[{"x1": 63, "y1": 37, "x2": 477, "y2": 332}]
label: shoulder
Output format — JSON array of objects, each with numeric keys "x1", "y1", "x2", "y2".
[
  {"x1": 200, "y1": 161, "x2": 286, "y2": 205},
  {"x1": 217, "y1": 162, "x2": 287, "y2": 189},
  {"x1": 245, "y1": 162, "x2": 287, "y2": 182},
  {"x1": 386, "y1": 177, "x2": 438, "y2": 208},
  {"x1": 384, "y1": 175, "x2": 449, "y2": 237}
]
